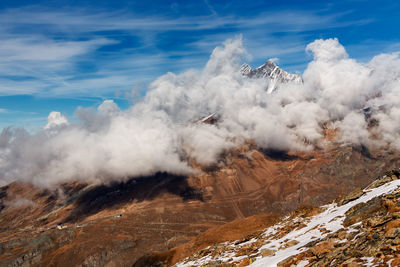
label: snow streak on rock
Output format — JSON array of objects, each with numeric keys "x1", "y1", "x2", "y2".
[
  {"x1": 176, "y1": 175, "x2": 400, "y2": 267},
  {"x1": 240, "y1": 59, "x2": 303, "y2": 93}
]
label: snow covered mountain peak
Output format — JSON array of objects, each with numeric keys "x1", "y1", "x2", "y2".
[{"x1": 241, "y1": 59, "x2": 303, "y2": 93}]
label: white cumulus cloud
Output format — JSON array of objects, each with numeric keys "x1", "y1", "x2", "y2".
[{"x1": 0, "y1": 37, "x2": 400, "y2": 187}]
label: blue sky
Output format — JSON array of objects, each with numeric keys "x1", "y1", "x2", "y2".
[{"x1": 0, "y1": 0, "x2": 399, "y2": 131}]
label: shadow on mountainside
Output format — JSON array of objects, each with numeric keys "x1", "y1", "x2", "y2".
[
  {"x1": 64, "y1": 172, "x2": 203, "y2": 223},
  {"x1": 260, "y1": 148, "x2": 300, "y2": 161}
]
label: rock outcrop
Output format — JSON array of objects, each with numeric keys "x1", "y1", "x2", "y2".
[{"x1": 241, "y1": 60, "x2": 302, "y2": 93}]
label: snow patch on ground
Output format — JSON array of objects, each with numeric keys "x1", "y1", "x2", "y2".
[{"x1": 249, "y1": 180, "x2": 400, "y2": 266}]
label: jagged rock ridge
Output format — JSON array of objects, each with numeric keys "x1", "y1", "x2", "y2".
[
  {"x1": 241, "y1": 59, "x2": 303, "y2": 93},
  {"x1": 196, "y1": 60, "x2": 302, "y2": 125}
]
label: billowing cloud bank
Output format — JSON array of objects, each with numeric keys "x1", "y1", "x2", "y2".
[{"x1": 1, "y1": 37, "x2": 400, "y2": 187}]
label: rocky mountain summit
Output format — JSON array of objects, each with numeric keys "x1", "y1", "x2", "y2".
[
  {"x1": 173, "y1": 170, "x2": 400, "y2": 266},
  {"x1": 241, "y1": 60, "x2": 303, "y2": 93},
  {"x1": 196, "y1": 61, "x2": 303, "y2": 125}
]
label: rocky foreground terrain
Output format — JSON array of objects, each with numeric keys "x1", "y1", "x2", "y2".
[
  {"x1": 164, "y1": 170, "x2": 400, "y2": 266},
  {"x1": 0, "y1": 143, "x2": 399, "y2": 266}
]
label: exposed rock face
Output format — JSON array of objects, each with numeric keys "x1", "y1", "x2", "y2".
[
  {"x1": 241, "y1": 60, "x2": 303, "y2": 93},
  {"x1": 0, "y1": 145, "x2": 399, "y2": 266}
]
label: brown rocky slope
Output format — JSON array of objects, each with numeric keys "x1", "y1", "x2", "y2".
[
  {"x1": 171, "y1": 170, "x2": 400, "y2": 266},
  {"x1": 0, "y1": 144, "x2": 399, "y2": 266}
]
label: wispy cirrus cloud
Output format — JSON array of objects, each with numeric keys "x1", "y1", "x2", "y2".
[
  {"x1": 0, "y1": 5, "x2": 377, "y2": 98},
  {"x1": 0, "y1": 37, "x2": 113, "y2": 61},
  {"x1": 0, "y1": 7, "x2": 372, "y2": 33}
]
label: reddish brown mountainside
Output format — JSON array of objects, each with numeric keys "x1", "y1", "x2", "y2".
[
  {"x1": 168, "y1": 171, "x2": 400, "y2": 266},
  {"x1": 0, "y1": 144, "x2": 399, "y2": 266}
]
